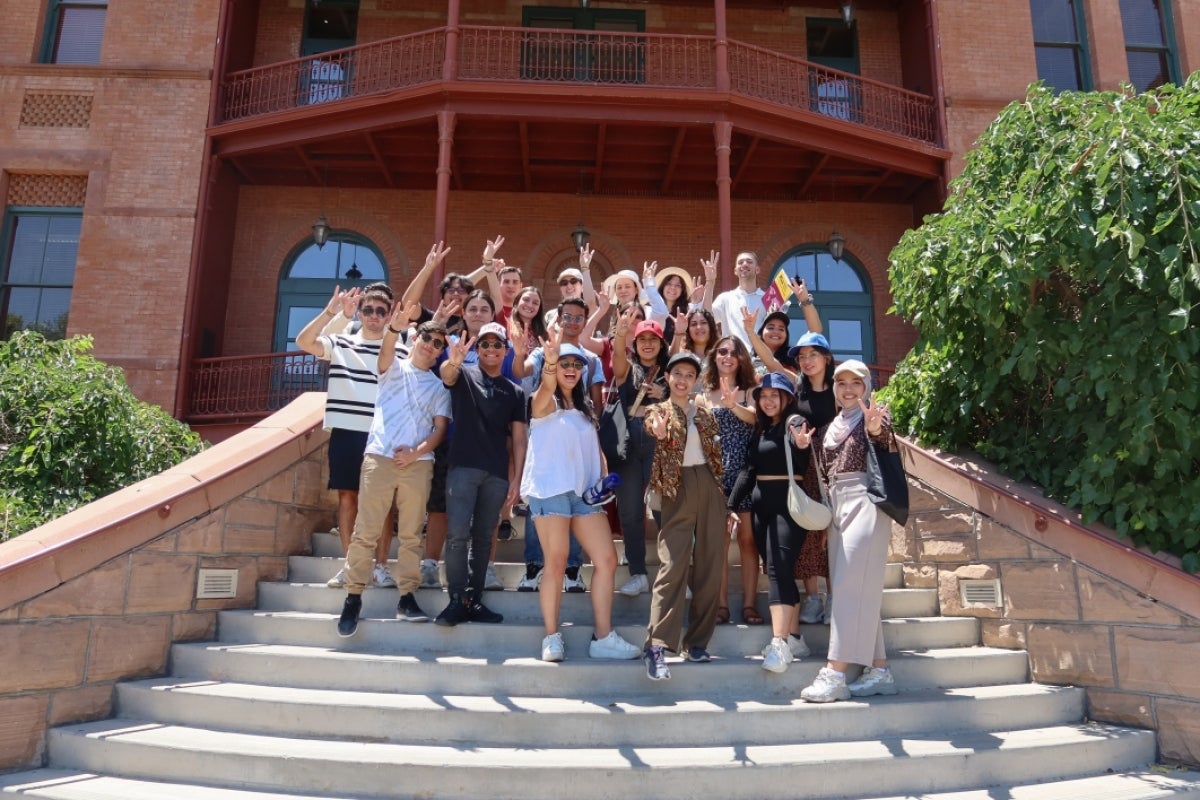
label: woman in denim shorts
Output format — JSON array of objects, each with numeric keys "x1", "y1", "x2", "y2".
[{"x1": 519, "y1": 332, "x2": 640, "y2": 664}]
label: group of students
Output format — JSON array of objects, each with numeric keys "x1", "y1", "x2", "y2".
[{"x1": 298, "y1": 236, "x2": 900, "y2": 704}]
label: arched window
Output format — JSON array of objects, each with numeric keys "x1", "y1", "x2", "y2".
[
  {"x1": 273, "y1": 232, "x2": 387, "y2": 352},
  {"x1": 771, "y1": 246, "x2": 875, "y2": 363}
]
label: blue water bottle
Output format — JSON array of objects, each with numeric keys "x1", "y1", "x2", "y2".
[{"x1": 583, "y1": 473, "x2": 622, "y2": 505}]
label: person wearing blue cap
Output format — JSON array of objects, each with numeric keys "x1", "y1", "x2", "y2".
[
  {"x1": 640, "y1": 350, "x2": 726, "y2": 679},
  {"x1": 788, "y1": 331, "x2": 839, "y2": 628},
  {"x1": 726, "y1": 371, "x2": 818, "y2": 672},
  {"x1": 519, "y1": 327, "x2": 641, "y2": 663}
]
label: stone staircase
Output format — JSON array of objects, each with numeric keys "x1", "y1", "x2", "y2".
[{"x1": 4, "y1": 524, "x2": 1200, "y2": 800}]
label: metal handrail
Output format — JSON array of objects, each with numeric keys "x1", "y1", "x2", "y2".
[{"x1": 188, "y1": 351, "x2": 328, "y2": 422}]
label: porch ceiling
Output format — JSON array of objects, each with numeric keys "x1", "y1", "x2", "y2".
[{"x1": 224, "y1": 116, "x2": 933, "y2": 204}]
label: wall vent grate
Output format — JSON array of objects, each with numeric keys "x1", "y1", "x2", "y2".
[
  {"x1": 959, "y1": 578, "x2": 1002, "y2": 608},
  {"x1": 196, "y1": 568, "x2": 239, "y2": 599}
]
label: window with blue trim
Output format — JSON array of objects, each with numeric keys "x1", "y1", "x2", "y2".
[
  {"x1": 1119, "y1": 0, "x2": 1179, "y2": 92},
  {"x1": 2, "y1": 209, "x2": 81, "y2": 340},
  {"x1": 1030, "y1": 0, "x2": 1091, "y2": 92},
  {"x1": 771, "y1": 246, "x2": 875, "y2": 363}
]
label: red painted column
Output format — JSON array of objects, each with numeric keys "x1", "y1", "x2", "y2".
[
  {"x1": 443, "y1": 0, "x2": 460, "y2": 82},
  {"x1": 713, "y1": 120, "x2": 733, "y2": 290},
  {"x1": 434, "y1": 110, "x2": 456, "y2": 287},
  {"x1": 714, "y1": 0, "x2": 729, "y2": 92}
]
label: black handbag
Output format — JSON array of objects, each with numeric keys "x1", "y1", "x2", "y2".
[
  {"x1": 866, "y1": 438, "x2": 910, "y2": 526},
  {"x1": 598, "y1": 365, "x2": 658, "y2": 467}
]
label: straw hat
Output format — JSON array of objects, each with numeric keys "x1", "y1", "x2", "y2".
[{"x1": 655, "y1": 266, "x2": 694, "y2": 303}]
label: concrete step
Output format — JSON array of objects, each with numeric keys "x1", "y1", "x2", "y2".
[
  {"x1": 257, "y1": 578, "x2": 938, "y2": 620},
  {"x1": 214, "y1": 608, "x2": 980, "y2": 655},
  {"x1": 43, "y1": 718, "x2": 1159, "y2": 800},
  {"x1": 289, "y1": 552, "x2": 906, "y2": 591},
  {"x1": 115, "y1": 679, "x2": 1083, "y2": 748},
  {"x1": 169, "y1": 641, "x2": 1029, "y2": 696},
  {"x1": 7, "y1": 768, "x2": 1200, "y2": 800}
]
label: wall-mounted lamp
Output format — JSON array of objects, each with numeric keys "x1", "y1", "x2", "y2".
[
  {"x1": 827, "y1": 229, "x2": 846, "y2": 261},
  {"x1": 312, "y1": 216, "x2": 331, "y2": 249},
  {"x1": 840, "y1": 2, "x2": 854, "y2": 26}
]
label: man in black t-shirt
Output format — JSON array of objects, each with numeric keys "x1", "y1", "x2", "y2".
[{"x1": 435, "y1": 322, "x2": 528, "y2": 626}]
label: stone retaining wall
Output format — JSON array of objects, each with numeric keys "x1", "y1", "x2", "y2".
[
  {"x1": 0, "y1": 394, "x2": 333, "y2": 772},
  {"x1": 898, "y1": 441, "x2": 1200, "y2": 767}
]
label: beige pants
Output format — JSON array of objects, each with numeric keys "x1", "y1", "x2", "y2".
[
  {"x1": 345, "y1": 454, "x2": 433, "y2": 595},
  {"x1": 826, "y1": 473, "x2": 890, "y2": 667}
]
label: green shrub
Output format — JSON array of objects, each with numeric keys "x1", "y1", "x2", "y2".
[
  {"x1": 886, "y1": 75, "x2": 1200, "y2": 573},
  {"x1": 0, "y1": 331, "x2": 205, "y2": 541}
]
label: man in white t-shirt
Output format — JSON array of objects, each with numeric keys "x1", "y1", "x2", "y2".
[{"x1": 711, "y1": 251, "x2": 767, "y2": 348}]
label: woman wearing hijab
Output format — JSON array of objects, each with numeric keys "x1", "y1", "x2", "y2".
[{"x1": 791, "y1": 360, "x2": 900, "y2": 703}]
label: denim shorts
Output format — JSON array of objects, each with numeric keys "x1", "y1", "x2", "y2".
[{"x1": 528, "y1": 490, "x2": 605, "y2": 519}]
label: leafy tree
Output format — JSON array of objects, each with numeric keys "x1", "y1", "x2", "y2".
[
  {"x1": 886, "y1": 75, "x2": 1200, "y2": 572},
  {"x1": 0, "y1": 331, "x2": 205, "y2": 541}
]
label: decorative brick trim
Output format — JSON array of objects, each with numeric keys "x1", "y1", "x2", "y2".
[
  {"x1": 6, "y1": 174, "x2": 88, "y2": 208},
  {"x1": 19, "y1": 92, "x2": 93, "y2": 129}
]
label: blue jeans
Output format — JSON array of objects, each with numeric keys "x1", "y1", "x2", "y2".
[
  {"x1": 444, "y1": 466, "x2": 509, "y2": 595},
  {"x1": 523, "y1": 516, "x2": 583, "y2": 568}
]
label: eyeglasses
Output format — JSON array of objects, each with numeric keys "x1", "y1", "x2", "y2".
[
  {"x1": 558, "y1": 358, "x2": 585, "y2": 371},
  {"x1": 715, "y1": 347, "x2": 737, "y2": 357},
  {"x1": 419, "y1": 332, "x2": 447, "y2": 350},
  {"x1": 477, "y1": 340, "x2": 506, "y2": 351},
  {"x1": 444, "y1": 285, "x2": 468, "y2": 295},
  {"x1": 559, "y1": 278, "x2": 582, "y2": 286},
  {"x1": 359, "y1": 306, "x2": 389, "y2": 318},
  {"x1": 796, "y1": 352, "x2": 825, "y2": 362},
  {"x1": 559, "y1": 313, "x2": 586, "y2": 324}
]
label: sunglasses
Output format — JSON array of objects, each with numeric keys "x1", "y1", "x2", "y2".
[
  {"x1": 559, "y1": 278, "x2": 582, "y2": 286},
  {"x1": 477, "y1": 340, "x2": 506, "y2": 351},
  {"x1": 359, "y1": 306, "x2": 389, "y2": 318},
  {"x1": 715, "y1": 347, "x2": 737, "y2": 357},
  {"x1": 558, "y1": 359, "x2": 586, "y2": 371},
  {"x1": 419, "y1": 332, "x2": 447, "y2": 350}
]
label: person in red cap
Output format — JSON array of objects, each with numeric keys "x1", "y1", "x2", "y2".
[{"x1": 610, "y1": 310, "x2": 670, "y2": 597}]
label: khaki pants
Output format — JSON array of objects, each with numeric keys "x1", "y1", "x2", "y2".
[
  {"x1": 345, "y1": 454, "x2": 433, "y2": 595},
  {"x1": 645, "y1": 465, "x2": 726, "y2": 652}
]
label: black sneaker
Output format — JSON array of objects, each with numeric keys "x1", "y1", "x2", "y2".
[
  {"x1": 497, "y1": 519, "x2": 514, "y2": 541},
  {"x1": 435, "y1": 594, "x2": 469, "y2": 627},
  {"x1": 684, "y1": 646, "x2": 712, "y2": 663},
  {"x1": 466, "y1": 597, "x2": 504, "y2": 624},
  {"x1": 563, "y1": 566, "x2": 587, "y2": 593},
  {"x1": 397, "y1": 592, "x2": 429, "y2": 622},
  {"x1": 517, "y1": 563, "x2": 542, "y2": 592},
  {"x1": 337, "y1": 594, "x2": 362, "y2": 638},
  {"x1": 643, "y1": 645, "x2": 671, "y2": 681}
]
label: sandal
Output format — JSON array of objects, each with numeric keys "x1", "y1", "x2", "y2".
[
  {"x1": 716, "y1": 606, "x2": 731, "y2": 624},
  {"x1": 742, "y1": 605, "x2": 764, "y2": 625}
]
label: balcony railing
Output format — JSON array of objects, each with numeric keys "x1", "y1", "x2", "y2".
[
  {"x1": 188, "y1": 351, "x2": 328, "y2": 422},
  {"x1": 218, "y1": 26, "x2": 938, "y2": 145},
  {"x1": 727, "y1": 41, "x2": 937, "y2": 143}
]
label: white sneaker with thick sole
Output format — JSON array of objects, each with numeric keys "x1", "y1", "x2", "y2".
[
  {"x1": 326, "y1": 567, "x2": 348, "y2": 589},
  {"x1": 798, "y1": 594, "x2": 823, "y2": 624},
  {"x1": 541, "y1": 632, "x2": 565, "y2": 662},
  {"x1": 761, "y1": 638, "x2": 793, "y2": 673},
  {"x1": 563, "y1": 571, "x2": 587, "y2": 593},
  {"x1": 789, "y1": 633, "x2": 811, "y2": 659},
  {"x1": 801, "y1": 667, "x2": 851, "y2": 703},
  {"x1": 371, "y1": 563, "x2": 397, "y2": 588},
  {"x1": 848, "y1": 666, "x2": 898, "y2": 697},
  {"x1": 419, "y1": 560, "x2": 441, "y2": 589},
  {"x1": 483, "y1": 562, "x2": 504, "y2": 591},
  {"x1": 618, "y1": 573, "x2": 649, "y2": 596},
  {"x1": 517, "y1": 567, "x2": 542, "y2": 592},
  {"x1": 589, "y1": 630, "x2": 641, "y2": 660}
]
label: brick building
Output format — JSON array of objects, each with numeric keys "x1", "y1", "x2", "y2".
[{"x1": 1, "y1": 1, "x2": 1195, "y2": 433}]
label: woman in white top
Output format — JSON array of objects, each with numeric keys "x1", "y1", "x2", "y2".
[{"x1": 520, "y1": 331, "x2": 641, "y2": 663}]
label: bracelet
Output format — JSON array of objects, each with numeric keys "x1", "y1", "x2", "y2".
[
  {"x1": 545, "y1": 361, "x2": 558, "y2": 366},
  {"x1": 323, "y1": 309, "x2": 336, "y2": 317},
  {"x1": 448, "y1": 362, "x2": 462, "y2": 370},
  {"x1": 800, "y1": 297, "x2": 815, "y2": 307},
  {"x1": 388, "y1": 325, "x2": 403, "y2": 335},
  {"x1": 542, "y1": 366, "x2": 557, "y2": 373}
]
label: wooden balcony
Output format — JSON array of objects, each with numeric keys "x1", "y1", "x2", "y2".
[{"x1": 218, "y1": 26, "x2": 938, "y2": 146}]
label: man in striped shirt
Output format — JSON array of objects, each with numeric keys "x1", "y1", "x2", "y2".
[{"x1": 296, "y1": 282, "x2": 399, "y2": 589}]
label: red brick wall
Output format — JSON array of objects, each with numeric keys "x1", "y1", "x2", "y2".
[{"x1": 222, "y1": 185, "x2": 916, "y2": 366}]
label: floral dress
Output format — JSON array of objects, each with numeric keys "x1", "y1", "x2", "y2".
[{"x1": 714, "y1": 405, "x2": 753, "y2": 511}]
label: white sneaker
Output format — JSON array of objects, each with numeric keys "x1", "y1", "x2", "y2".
[
  {"x1": 618, "y1": 574, "x2": 649, "y2": 596},
  {"x1": 517, "y1": 565, "x2": 542, "y2": 592},
  {"x1": 371, "y1": 563, "x2": 397, "y2": 588},
  {"x1": 541, "y1": 632, "x2": 565, "y2": 662},
  {"x1": 563, "y1": 569, "x2": 587, "y2": 593},
  {"x1": 420, "y1": 559, "x2": 441, "y2": 589},
  {"x1": 848, "y1": 666, "x2": 898, "y2": 697},
  {"x1": 799, "y1": 594, "x2": 823, "y2": 624},
  {"x1": 761, "y1": 638, "x2": 793, "y2": 673},
  {"x1": 325, "y1": 567, "x2": 347, "y2": 588},
  {"x1": 483, "y1": 562, "x2": 504, "y2": 591},
  {"x1": 801, "y1": 667, "x2": 851, "y2": 703},
  {"x1": 589, "y1": 630, "x2": 641, "y2": 660},
  {"x1": 789, "y1": 633, "x2": 811, "y2": 659}
]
